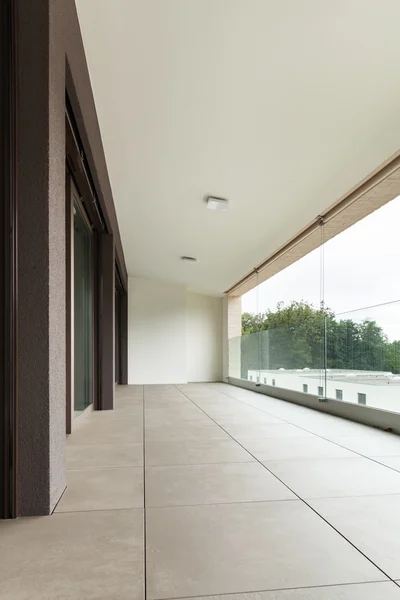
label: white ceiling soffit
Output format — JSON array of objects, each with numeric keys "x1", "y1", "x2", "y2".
[{"x1": 76, "y1": 0, "x2": 400, "y2": 297}]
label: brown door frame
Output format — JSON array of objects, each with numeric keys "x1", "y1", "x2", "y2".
[
  {"x1": 66, "y1": 100, "x2": 129, "y2": 417},
  {"x1": 0, "y1": 0, "x2": 18, "y2": 518},
  {"x1": 66, "y1": 171, "x2": 97, "y2": 432},
  {"x1": 65, "y1": 172, "x2": 72, "y2": 433},
  {"x1": 115, "y1": 266, "x2": 128, "y2": 384}
]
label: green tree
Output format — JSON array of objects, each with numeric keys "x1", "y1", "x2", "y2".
[
  {"x1": 241, "y1": 301, "x2": 399, "y2": 375},
  {"x1": 387, "y1": 341, "x2": 400, "y2": 373}
]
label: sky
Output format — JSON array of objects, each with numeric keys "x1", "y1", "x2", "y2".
[{"x1": 242, "y1": 195, "x2": 400, "y2": 341}]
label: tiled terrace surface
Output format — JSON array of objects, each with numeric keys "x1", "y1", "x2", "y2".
[{"x1": 2, "y1": 383, "x2": 400, "y2": 598}]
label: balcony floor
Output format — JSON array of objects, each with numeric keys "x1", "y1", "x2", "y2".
[{"x1": 2, "y1": 383, "x2": 400, "y2": 598}]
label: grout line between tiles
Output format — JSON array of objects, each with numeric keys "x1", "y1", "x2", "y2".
[
  {"x1": 145, "y1": 460, "x2": 256, "y2": 468},
  {"x1": 53, "y1": 505, "x2": 144, "y2": 515},
  {"x1": 148, "y1": 579, "x2": 391, "y2": 600},
  {"x1": 146, "y1": 498, "x2": 298, "y2": 510},
  {"x1": 51, "y1": 484, "x2": 68, "y2": 514},
  {"x1": 145, "y1": 490, "x2": 400, "y2": 509},
  {"x1": 66, "y1": 464, "x2": 143, "y2": 471},
  {"x1": 176, "y1": 385, "x2": 397, "y2": 587}
]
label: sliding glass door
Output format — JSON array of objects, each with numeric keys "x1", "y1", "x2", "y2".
[{"x1": 73, "y1": 197, "x2": 93, "y2": 414}]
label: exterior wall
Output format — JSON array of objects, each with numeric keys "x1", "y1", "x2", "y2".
[
  {"x1": 17, "y1": 0, "x2": 66, "y2": 516},
  {"x1": 16, "y1": 0, "x2": 126, "y2": 515},
  {"x1": 128, "y1": 278, "x2": 187, "y2": 384},
  {"x1": 128, "y1": 277, "x2": 223, "y2": 384},
  {"x1": 49, "y1": 0, "x2": 68, "y2": 513},
  {"x1": 98, "y1": 234, "x2": 115, "y2": 409},
  {"x1": 186, "y1": 292, "x2": 222, "y2": 382}
]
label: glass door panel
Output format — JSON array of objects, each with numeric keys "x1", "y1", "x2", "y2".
[
  {"x1": 73, "y1": 199, "x2": 93, "y2": 414},
  {"x1": 115, "y1": 288, "x2": 120, "y2": 383}
]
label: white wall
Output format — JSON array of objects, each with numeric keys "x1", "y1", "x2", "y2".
[
  {"x1": 128, "y1": 277, "x2": 222, "y2": 384},
  {"x1": 128, "y1": 277, "x2": 187, "y2": 384},
  {"x1": 186, "y1": 292, "x2": 222, "y2": 382}
]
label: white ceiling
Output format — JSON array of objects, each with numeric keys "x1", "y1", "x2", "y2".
[{"x1": 76, "y1": 0, "x2": 400, "y2": 296}]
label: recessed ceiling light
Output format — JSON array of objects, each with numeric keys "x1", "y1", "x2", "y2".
[
  {"x1": 181, "y1": 256, "x2": 198, "y2": 263},
  {"x1": 206, "y1": 196, "x2": 229, "y2": 211}
]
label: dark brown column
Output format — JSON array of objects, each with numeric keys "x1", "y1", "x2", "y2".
[
  {"x1": 13, "y1": 0, "x2": 127, "y2": 515},
  {"x1": 119, "y1": 291, "x2": 128, "y2": 385},
  {"x1": 0, "y1": 0, "x2": 18, "y2": 519},
  {"x1": 98, "y1": 233, "x2": 115, "y2": 410},
  {"x1": 17, "y1": 0, "x2": 66, "y2": 516}
]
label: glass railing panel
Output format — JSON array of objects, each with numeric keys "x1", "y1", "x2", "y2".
[
  {"x1": 239, "y1": 331, "x2": 260, "y2": 382},
  {"x1": 235, "y1": 316, "x2": 325, "y2": 396},
  {"x1": 256, "y1": 319, "x2": 325, "y2": 395},
  {"x1": 228, "y1": 334, "x2": 242, "y2": 380},
  {"x1": 325, "y1": 301, "x2": 400, "y2": 412}
]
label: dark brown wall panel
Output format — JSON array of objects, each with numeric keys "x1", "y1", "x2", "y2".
[
  {"x1": 98, "y1": 234, "x2": 115, "y2": 410},
  {"x1": 1, "y1": 0, "x2": 18, "y2": 519},
  {"x1": 17, "y1": 0, "x2": 55, "y2": 516},
  {"x1": 120, "y1": 292, "x2": 128, "y2": 385},
  {"x1": 16, "y1": 0, "x2": 127, "y2": 515}
]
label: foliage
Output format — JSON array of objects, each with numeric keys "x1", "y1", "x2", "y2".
[{"x1": 241, "y1": 300, "x2": 400, "y2": 376}]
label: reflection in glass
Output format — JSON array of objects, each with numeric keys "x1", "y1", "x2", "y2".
[{"x1": 74, "y1": 200, "x2": 93, "y2": 414}]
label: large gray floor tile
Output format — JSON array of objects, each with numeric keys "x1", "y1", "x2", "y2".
[
  {"x1": 116, "y1": 383, "x2": 143, "y2": 393},
  {"x1": 115, "y1": 393, "x2": 143, "y2": 403},
  {"x1": 266, "y1": 457, "x2": 400, "y2": 499},
  {"x1": 247, "y1": 437, "x2": 356, "y2": 461},
  {"x1": 174, "y1": 583, "x2": 400, "y2": 600},
  {"x1": 116, "y1": 388, "x2": 143, "y2": 399},
  {"x1": 145, "y1": 439, "x2": 253, "y2": 466},
  {"x1": 328, "y1": 434, "x2": 400, "y2": 457},
  {"x1": 203, "y1": 406, "x2": 269, "y2": 418},
  {"x1": 145, "y1": 422, "x2": 230, "y2": 442},
  {"x1": 56, "y1": 467, "x2": 143, "y2": 512},
  {"x1": 292, "y1": 416, "x2": 383, "y2": 438},
  {"x1": 68, "y1": 419, "x2": 143, "y2": 444},
  {"x1": 145, "y1": 416, "x2": 210, "y2": 428},
  {"x1": 91, "y1": 407, "x2": 143, "y2": 419},
  {"x1": 145, "y1": 404, "x2": 202, "y2": 415},
  {"x1": 190, "y1": 397, "x2": 244, "y2": 406},
  {"x1": 145, "y1": 395, "x2": 186, "y2": 404},
  {"x1": 373, "y1": 456, "x2": 400, "y2": 471},
  {"x1": 145, "y1": 409, "x2": 209, "y2": 427},
  {"x1": 116, "y1": 389, "x2": 143, "y2": 404},
  {"x1": 214, "y1": 413, "x2": 285, "y2": 426},
  {"x1": 0, "y1": 509, "x2": 144, "y2": 600},
  {"x1": 310, "y1": 494, "x2": 400, "y2": 579},
  {"x1": 145, "y1": 462, "x2": 294, "y2": 507},
  {"x1": 146, "y1": 501, "x2": 382, "y2": 599},
  {"x1": 67, "y1": 443, "x2": 143, "y2": 469},
  {"x1": 232, "y1": 423, "x2": 314, "y2": 441}
]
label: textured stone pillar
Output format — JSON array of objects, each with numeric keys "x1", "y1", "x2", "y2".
[
  {"x1": 98, "y1": 233, "x2": 115, "y2": 409},
  {"x1": 17, "y1": 0, "x2": 66, "y2": 515}
]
